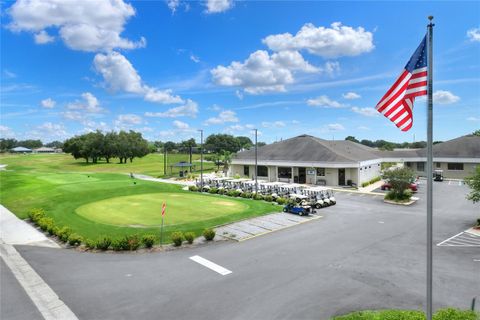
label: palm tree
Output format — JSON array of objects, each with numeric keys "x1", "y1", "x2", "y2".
[{"x1": 222, "y1": 151, "x2": 232, "y2": 174}]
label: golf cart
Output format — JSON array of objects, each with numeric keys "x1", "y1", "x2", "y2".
[
  {"x1": 282, "y1": 202, "x2": 312, "y2": 216},
  {"x1": 433, "y1": 169, "x2": 443, "y2": 182}
]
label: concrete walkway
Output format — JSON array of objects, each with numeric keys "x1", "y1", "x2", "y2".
[
  {"x1": 132, "y1": 174, "x2": 192, "y2": 186},
  {"x1": 0, "y1": 205, "x2": 59, "y2": 248}
]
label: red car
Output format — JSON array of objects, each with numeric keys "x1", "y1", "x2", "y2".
[{"x1": 381, "y1": 182, "x2": 418, "y2": 192}]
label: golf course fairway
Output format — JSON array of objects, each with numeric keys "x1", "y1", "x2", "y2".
[{"x1": 76, "y1": 193, "x2": 248, "y2": 227}]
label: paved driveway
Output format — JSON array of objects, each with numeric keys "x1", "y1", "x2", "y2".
[{"x1": 2, "y1": 182, "x2": 479, "y2": 320}]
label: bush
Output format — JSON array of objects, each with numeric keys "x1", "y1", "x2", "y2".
[
  {"x1": 385, "y1": 189, "x2": 412, "y2": 202},
  {"x1": 188, "y1": 185, "x2": 198, "y2": 192},
  {"x1": 234, "y1": 174, "x2": 241, "y2": 179},
  {"x1": 85, "y1": 239, "x2": 96, "y2": 250},
  {"x1": 28, "y1": 208, "x2": 46, "y2": 222},
  {"x1": 253, "y1": 194, "x2": 264, "y2": 201},
  {"x1": 37, "y1": 217, "x2": 55, "y2": 232},
  {"x1": 332, "y1": 308, "x2": 479, "y2": 320},
  {"x1": 141, "y1": 234, "x2": 156, "y2": 248},
  {"x1": 57, "y1": 226, "x2": 72, "y2": 242},
  {"x1": 433, "y1": 308, "x2": 478, "y2": 320},
  {"x1": 276, "y1": 197, "x2": 287, "y2": 205},
  {"x1": 111, "y1": 239, "x2": 125, "y2": 251},
  {"x1": 203, "y1": 228, "x2": 215, "y2": 241},
  {"x1": 125, "y1": 234, "x2": 141, "y2": 250},
  {"x1": 171, "y1": 232, "x2": 184, "y2": 246},
  {"x1": 47, "y1": 224, "x2": 59, "y2": 236},
  {"x1": 209, "y1": 187, "x2": 218, "y2": 194},
  {"x1": 68, "y1": 233, "x2": 82, "y2": 246},
  {"x1": 361, "y1": 182, "x2": 369, "y2": 188},
  {"x1": 184, "y1": 232, "x2": 195, "y2": 244},
  {"x1": 264, "y1": 195, "x2": 273, "y2": 202},
  {"x1": 96, "y1": 236, "x2": 112, "y2": 251}
]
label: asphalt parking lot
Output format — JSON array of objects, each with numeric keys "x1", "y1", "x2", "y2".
[{"x1": 2, "y1": 181, "x2": 479, "y2": 320}]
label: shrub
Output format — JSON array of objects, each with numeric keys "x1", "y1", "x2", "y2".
[
  {"x1": 68, "y1": 233, "x2": 82, "y2": 246},
  {"x1": 276, "y1": 197, "x2": 287, "y2": 205},
  {"x1": 209, "y1": 187, "x2": 218, "y2": 194},
  {"x1": 37, "y1": 217, "x2": 55, "y2": 232},
  {"x1": 85, "y1": 239, "x2": 96, "y2": 250},
  {"x1": 188, "y1": 185, "x2": 198, "y2": 192},
  {"x1": 433, "y1": 308, "x2": 478, "y2": 320},
  {"x1": 141, "y1": 234, "x2": 156, "y2": 248},
  {"x1": 111, "y1": 239, "x2": 125, "y2": 251},
  {"x1": 171, "y1": 232, "x2": 184, "y2": 246},
  {"x1": 125, "y1": 234, "x2": 141, "y2": 250},
  {"x1": 254, "y1": 194, "x2": 264, "y2": 201},
  {"x1": 184, "y1": 232, "x2": 195, "y2": 244},
  {"x1": 96, "y1": 236, "x2": 112, "y2": 251},
  {"x1": 28, "y1": 208, "x2": 46, "y2": 222},
  {"x1": 227, "y1": 190, "x2": 236, "y2": 197},
  {"x1": 264, "y1": 195, "x2": 273, "y2": 202},
  {"x1": 361, "y1": 182, "x2": 369, "y2": 188},
  {"x1": 234, "y1": 174, "x2": 241, "y2": 179},
  {"x1": 47, "y1": 224, "x2": 59, "y2": 236},
  {"x1": 203, "y1": 228, "x2": 215, "y2": 241},
  {"x1": 57, "y1": 226, "x2": 73, "y2": 242},
  {"x1": 385, "y1": 189, "x2": 412, "y2": 202}
]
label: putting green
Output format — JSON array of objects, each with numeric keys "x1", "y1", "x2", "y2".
[{"x1": 75, "y1": 192, "x2": 248, "y2": 227}]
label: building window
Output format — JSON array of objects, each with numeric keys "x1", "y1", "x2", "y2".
[
  {"x1": 436, "y1": 162, "x2": 441, "y2": 168},
  {"x1": 257, "y1": 166, "x2": 268, "y2": 177},
  {"x1": 316, "y1": 168, "x2": 325, "y2": 176},
  {"x1": 417, "y1": 162, "x2": 425, "y2": 171},
  {"x1": 244, "y1": 166, "x2": 249, "y2": 176},
  {"x1": 278, "y1": 167, "x2": 292, "y2": 179},
  {"x1": 447, "y1": 163, "x2": 464, "y2": 171}
]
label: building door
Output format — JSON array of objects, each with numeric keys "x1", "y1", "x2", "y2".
[
  {"x1": 338, "y1": 169, "x2": 346, "y2": 186},
  {"x1": 299, "y1": 167, "x2": 306, "y2": 184}
]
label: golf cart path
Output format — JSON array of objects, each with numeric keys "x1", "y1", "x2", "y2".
[
  {"x1": 131, "y1": 173, "x2": 193, "y2": 186},
  {"x1": 0, "y1": 205, "x2": 59, "y2": 248}
]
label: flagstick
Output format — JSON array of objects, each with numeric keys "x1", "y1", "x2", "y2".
[
  {"x1": 160, "y1": 216, "x2": 164, "y2": 246},
  {"x1": 426, "y1": 15, "x2": 435, "y2": 320}
]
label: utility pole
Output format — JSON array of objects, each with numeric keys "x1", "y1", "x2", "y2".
[
  {"x1": 198, "y1": 129, "x2": 204, "y2": 190},
  {"x1": 254, "y1": 128, "x2": 258, "y2": 194}
]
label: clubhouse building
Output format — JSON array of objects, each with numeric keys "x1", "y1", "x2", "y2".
[{"x1": 230, "y1": 134, "x2": 480, "y2": 186}]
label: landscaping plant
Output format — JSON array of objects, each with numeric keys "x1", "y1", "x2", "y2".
[
  {"x1": 382, "y1": 167, "x2": 415, "y2": 201},
  {"x1": 203, "y1": 228, "x2": 215, "y2": 241},
  {"x1": 184, "y1": 232, "x2": 195, "y2": 244},
  {"x1": 141, "y1": 234, "x2": 156, "y2": 248},
  {"x1": 171, "y1": 232, "x2": 184, "y2": 246}
]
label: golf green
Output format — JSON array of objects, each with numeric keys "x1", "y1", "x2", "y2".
[{"x1": 75, "y1": 192, "x2": 248, "y2": 227}]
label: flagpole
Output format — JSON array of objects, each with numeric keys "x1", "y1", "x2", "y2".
[{"x1": 426, "y1": 15, "x2": 434, "y2": 320}]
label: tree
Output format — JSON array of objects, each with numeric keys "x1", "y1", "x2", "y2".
[
  {"x1": 17, "y1": 139, "x2": 43, "y2": 149},
  {"x1": 360, "y1": 139, "x2": 375, "y2": 147},
  {"x1": 163, "y1": 141, "x2": 176, "y2": 152},
  {"x1": 63, "y1": 135, "x2": 88, "y2": 162},
  {"x1": 472, "y1": 129, "x2": 480, "y2": 137},
  {"x1": 205, "y1": 134, "x2": 241, "y2": 153},
  {"x1": 103, "y1": 132, "x2": 118, "y2": 163},
  {"x1": 382, "y1": 167, "x2": 415, "y2": 200},
  {"x1": 345, "y1": 136, "x2": 359, "y2": 143},
  {"x1": 0, "y1": 138, "x2": 17, "y2": 151},
  {"x1": 222, "y1": 151, "x2": 232, "y2": 173},
  {"x1": 465, "y1": 166, "x2": 480, "y2": 203},
  {"x1": 257, "y1": 142, "x2": 267, "y2": 147},
  {"x1": 45, "y1": 140, "x2": 63, "y2": 148},
  {"x1": 236, "y1": 136, "x2": 253, "y2": 150}
]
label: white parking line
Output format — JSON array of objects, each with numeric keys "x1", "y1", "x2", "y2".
[
  {"x1": 189, "y1": 255, "x2": 232, "y2": 276},
  {"x1": 437, "y1": 231, "x2": 464, "y2": 246}
]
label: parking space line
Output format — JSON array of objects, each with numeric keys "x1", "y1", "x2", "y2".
[
  {"x1": 189, "y1": 255, "x2": 232, "y2": 276},
  {"x1": 437, "y1": 231, "x2": 480, "y2": 247},
  {"x1": 437, "y1": 231, "x2": 464, "y2": 246}
]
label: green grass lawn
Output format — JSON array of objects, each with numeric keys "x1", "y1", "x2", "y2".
[
  {"x1": 0, "y1": 152, "x2": 216, "y2": 177},
  {"x1": 331, "y1": 308, "x2": 478, "y2": 320},
  {"x1": 0, "y1": 154, "x2": 279, "y2": 242}
]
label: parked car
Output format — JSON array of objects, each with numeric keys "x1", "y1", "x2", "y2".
[
  {"x1": 381, "y1": 182, "x2": 418, "y2": 192},
  {"x1": 282, "y1": 203, "x2": 311, "y2": 216}
]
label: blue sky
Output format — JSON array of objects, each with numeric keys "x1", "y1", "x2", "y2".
[{"x1": 1, "y1": 0, "x2": 479, "y2": 144}]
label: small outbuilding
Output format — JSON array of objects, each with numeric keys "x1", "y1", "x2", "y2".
[
  {"x1": 10, "y1": 146, "x2": 32, "y2": 153},
  {"x1": 33, "y1": 147, "x2": 56, "y2": 153}
]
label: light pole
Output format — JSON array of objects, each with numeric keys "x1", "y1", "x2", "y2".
[
  {"x1": 254, "y1": 129, "x2": 258, "y2": 194},
  {"x1": 198, "y1": 129, "x2": 203, "y2": 190}
]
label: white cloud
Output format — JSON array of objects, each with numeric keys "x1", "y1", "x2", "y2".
[
  {"x1": 40, "y1": 98, "x2": 56, "y2": 109},
  {"x1": 167, "y1": 0, "x2": 181, "y2": 13},
  {"x1": 327, "y1": 123, "x2": 345, "y2": 131},
  {"x1": 173, "y1": 120, "x2": 190, "y2": 130},
  {"x1": 433, "y1": 90, "x2": 460, "y2": 104},
  {"x1": 94, "y1": 51, "x2": 183, "y2": 104},
  {"x1": 307, "y1": 95, "x2": 344, "y2": 108},
  {"x1": 34, "y1": 30, "x2": 54, "y2": 44},
  {"x1": 211, "y1": 50, "x2": 317, "y2": 94},
  {"x1": 8, "y1": 0, "x2": 145, "y2": 52},
  {"x1": 116, "y1": 114, "x2": 143, "y2": 125},
  {"x1": 0, "y1": 125, "x2": 15, "y2": 138},
  {"x1": 144, "y1": 99, "x2": 198, "y2": 118},
  {"x1": 467, "y1": 116, "x2": 480, "y2": 122},
  {"x1": 204, "y1": 110, "x2": 239, "y2": 125},
  {"x1": 351, "y1": 106, "x2": 378, "y2": 117},
  {"x1": 82, "y1": 120, "x2": 109, "y2": 133},
  {"x1": 261, "y1": 121, "x2": 286, "y2": 128},
  {"x1": 467, "y1": 28, "x2": 480, "y2": 42},
  {"x1": 66, "y1": 92, "x2": 104, "y2": 113},
  {"x1": 28, "y1": 122, "x2": 68, "y2": 141},
  {"x1": 343, "y1": 92, "x2": 361, "y2": 100},
  {"x1": 205, "y1": 0, "x2": 234, "y2": 14},
  {"x1": 263, "y1": 22, "x2": 374, "y2": 58},
  {"x1": 190, "y1": 54, "x2": 200, "y2": 63}
]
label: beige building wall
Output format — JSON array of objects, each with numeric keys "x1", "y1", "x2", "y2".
[{"x1": 406, "y1": 161, "x2": 478, "y2": 179}]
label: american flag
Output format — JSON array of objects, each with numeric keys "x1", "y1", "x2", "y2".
[{"x1": 376, "y1": 36, "x2": 428, "y2": 131}]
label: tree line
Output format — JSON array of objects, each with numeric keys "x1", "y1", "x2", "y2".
[
  {"x1": 63, "y1": 131, "x2": 149, "y2": 164},
  {"x1": 344, "y1": 136, "x2": 443, "y2": 151}
]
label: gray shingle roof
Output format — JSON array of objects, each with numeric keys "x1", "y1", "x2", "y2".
[{"x1": 233, "y1": 134, "x2": 380, "y2": 163}]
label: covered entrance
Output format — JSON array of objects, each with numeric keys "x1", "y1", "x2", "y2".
[
  {"x1": 338, "y1": 168, "x2": 346, "y2": 186},
  {"x1": 298, "y1": 167, "x2": 306, "y2": 184}
]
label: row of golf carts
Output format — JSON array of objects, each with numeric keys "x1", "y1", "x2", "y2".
[{"x1": 194, "y1": 177, "x2": 336, "y2": 216}]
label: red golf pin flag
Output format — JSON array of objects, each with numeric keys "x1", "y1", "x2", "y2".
[
  {"x1": 162, "y1": 202, "x2": 166, "y2": 217},
  {"x1": 375, "y1": 35, "x2": 428, "y2": 131}
]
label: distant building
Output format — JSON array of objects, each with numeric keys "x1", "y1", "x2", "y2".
[
  {"x1": 230, "y1": 134, "x2": 480, "y2": 186},
  {"x1": 33, "y1": 147, "x2": 56, "y2": 153},
  {"x1": 10, "y1": 146, "x2": 32, "y2": 153}
]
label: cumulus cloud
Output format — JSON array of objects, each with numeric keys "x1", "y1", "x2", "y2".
[
  {"x1": 167, "y1": 0, "x2": 181, "y2": 13},
  {"x1": 204, "y1": 110, "x2": 239, "y2": 125},
  {"x1": 94, "y1": 51, "x2": 183, "y2": 104},
  {"x1": 34, "y1": 30, "x2": 54, "y2": 44},
  {"x1": 205, "y1": 0, "x2": 234, "y2": 13},
  {"x1": 307, "y1": 95, "x2": 344, "y2": 108},
  {"x1": 28, "y1": 122, "x2": 68, "y2": 141},
  {"x1": 41, "y1": 98, "x2": 56, "y2": 108},
  {"x1": 7, "y1": 0, "x2": 145, "y2": 52},
  {"x1": 432, "y1": 90, "x2": 460, "y2": 104},
  {"x1": 343, "y1": 92, "x2": 361, "y2": 100},
  {"x1": 173, "y1": 120, "x2": 190, "y2": 130},
  {"x1": 263, "y1": 22, "x2": 374, "y2": 58},
  {"x1": 66, "y1": 92, "x2": 104, "y2": 113},
  {"x1": 351, "y1": 106, "x2": 378, "y2": 117},
  {"x1": 211, "y1": 50, "x2": 317, "y2": 94},
  {"x1": 0, "y1": 125, "x2": 15, "y2": 138},
  {"x1": 144, "y1": 99, "x2": 198, "y2": 118},
  {"x1": 115, "y1": 114, "x2": 143, "y2": 125},
  {"x1": 467, "y1": 28, "x2": 480, "y2": 42},
  {"x1": 326, "y1": 123, "x2": 345, "y2": 131}
]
